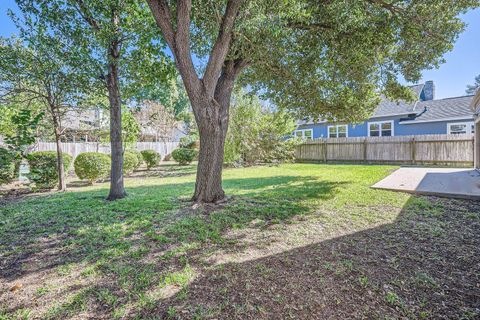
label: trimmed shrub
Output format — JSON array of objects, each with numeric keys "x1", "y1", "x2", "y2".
[
  {"x1": 0, "y1": 147, "x2": 17, "y2": 185},
  {"x1": 123, "y1": 151, "x2": 139, "y2": 175},
  {"x1": 172, "y1": 148, "x2": 197, "y2": 165},
  {"x1": 27, "y1": 151, "x2": 72, "y2": 189},
  {"x1": 127, "y1": 150, "x2": 143, "y2": 169},
  {"x1": 74, "y1": 152, "x2": 110, "y2": 184},
  {"x1": 179, "y1": 133, "x2": 199, "y2": 149},
  {"x1": 141, "y1": 149, "x2": 161, "y2": 169}
]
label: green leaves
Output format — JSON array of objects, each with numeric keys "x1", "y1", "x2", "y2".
[
  {"x1": 466, "y1": 75, "x2": 480, "y2": 95},
  {"x1": 224, "y1": 89, "x2": 297, "y2": 165},
  {"x1": 228, "y1": 0, "x2": 478, "y2": 122},
  {"x1": 15, "y1": 0, "x2": 176, "y2": 103},
  {"x1": 121, "y1": 110, "x2": 141, "y2": 148},
  {"x1": 3, "y1": 108, "x2": 44, "y2": 158}
]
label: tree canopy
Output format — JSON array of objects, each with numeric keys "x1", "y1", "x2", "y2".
[
  {"x1": 146, "y1": 0, "x2": 478, "y2": 203},
  {"x1": 466, "y1": 74, "x2": 480, "y2": 94},
  {"x1": 0, "y1": 15, "x2": 95, "y2": 190},
  {"x1": 15, "y1": 0, "x2": 178, "y2": 199}
]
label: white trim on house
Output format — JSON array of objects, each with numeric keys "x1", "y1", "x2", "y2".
[
  {"x1": 400, "y1": 116, "x2": 474, "y2": 125},
  {"x1": 446, "y1": 121, "x2": 475, "y2": 134},
  {"x1": 367, "y1": 120, "x2": 394, "y2": 137},
  {"x1": 327, "y1": 124, "x2": 348, "y2": 138},
  {"x1": 369, "y1": 112, "x2": 413, "y2": 119},
  {"x1": 293, "y1": 128, "x2": 313, "y2": 140}
]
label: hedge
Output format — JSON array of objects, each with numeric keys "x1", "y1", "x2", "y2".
[
  {"x1": 172, "y1": 148, "x2": 197, "y2": 165},
  {"x1": 74, "y1": 152, "x2": 110, "y2": 184},
  {"x1": 127, "y1": 149, "x2": 143, "y2": 169},
  {"x1": 123, "y1": 151, "x2": 140, "y2": 175},
  {"x1": 0, "y1": 148, "x2": 17, "y2": 185},
  {"x1": 141, "y1": 149, "x2": 161, "y2": 169},
  {"x1": 27, "y1": 151, "x2": 72, "y2": 189}
]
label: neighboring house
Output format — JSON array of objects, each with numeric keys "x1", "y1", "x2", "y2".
[
  {"x1": 62, "y1": 107, "x2": 186, "y2": 143},
  {"x1": 294, "y1": 81, "x2": 475, "y2": 139},
  {"x1": 471, "y1": 89, "x2": 480, "y2": 169},
  {"x1": 62, "y1": 108, "x2": 105, "y2": 142},
  {"x1": 138, "y1": 125, "x2": 187, "y2": 142}
]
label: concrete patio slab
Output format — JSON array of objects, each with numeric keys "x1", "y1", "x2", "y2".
[{"x1": 372, "y1": 167, "x2": 480, "y2": 200}]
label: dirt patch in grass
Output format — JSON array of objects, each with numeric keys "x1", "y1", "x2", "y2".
[
  {"x1": 141, "y1": 197, "x2": 480, "y2": 319},
  {"x1": 1, "y1": 164, "x2": 479, "y2": 319}
]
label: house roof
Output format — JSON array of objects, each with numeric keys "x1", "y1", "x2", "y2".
[
  {"x1": 371, "y1": 84, "x2": 424, "y2": 117},
  {"x1": 401, "y1": 95, "x2": 474, "y2": 124},
  {"x1": 297, "y1": 81, "x2": 474, "y2": 126}
]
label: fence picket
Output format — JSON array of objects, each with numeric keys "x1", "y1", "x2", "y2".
[
  {"x1": 295, "y1": 134, "x2": 474, "y2": 166},
  {"x1": 32, "y1": 141, "x2": 179, "y2": 160}
]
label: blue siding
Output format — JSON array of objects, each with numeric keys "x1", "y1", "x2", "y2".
[{"x1": 296, "y1": 116, "x2": 473, "y2": 138}]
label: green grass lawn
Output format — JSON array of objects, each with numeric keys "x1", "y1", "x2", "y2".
[{"x1": 1, "y1": 163, "x2": 479, "y2": 319}]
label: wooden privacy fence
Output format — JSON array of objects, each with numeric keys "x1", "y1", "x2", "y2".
[
  {"x1": 295, "y1": 134, "x2": 475, "y2": 166},
  {"x1": 34, "y1": 141, "x2": 179, "y2": 159}
]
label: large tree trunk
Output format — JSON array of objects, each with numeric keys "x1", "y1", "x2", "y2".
[
  {"x1": 106, "y1": 60, "x2": 126, "y2": 201},
  {"x1": 193, "y1": 111, "x2": 228, "y2": 203},
  {"x1": 191, "y1": 71, "x2": 234, "y2": 203}
]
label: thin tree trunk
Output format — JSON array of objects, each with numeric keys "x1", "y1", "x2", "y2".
[
  {"x1": 106, "y1": 60, "x2": 126, "y2": 201},
  {"x1": 51, "y1": 112, "x2": 66, "y2": 191}
]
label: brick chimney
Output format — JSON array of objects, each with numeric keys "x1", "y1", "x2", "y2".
[{"x1": 422, "y1": 80, "x2": 435, "y2": 101}]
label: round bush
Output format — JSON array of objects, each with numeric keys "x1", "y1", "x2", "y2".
[
  {"x1": 141, "y1": 149, "x2": 161, "y2": 169},
  {"x1": 74, "y1": 152, "x2": 110, "y2": 184},
  {"x1": 127, "y1": 149, "x2": 143, "y2": 169},
  {"x1": 0, "y1": 147, "x2": 17, "y2": 185},
  {"x1": 172, "y1": 148, "x2": 197, "y2": 165},
  {"x1": 123, "y1": 151, "x2": 139, "y2": 175},
  {"x1": 179, "y1": 133, "x2": 199, "y2": 149},
  {"x1": 27, "y1": 151, "x2": 72, "y2": 189}
]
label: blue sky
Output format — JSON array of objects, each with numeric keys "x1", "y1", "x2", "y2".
[{"x1": 0, "y1": 0, "x2": 478, "y2": 99}]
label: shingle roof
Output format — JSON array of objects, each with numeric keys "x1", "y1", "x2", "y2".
[
  {"x1": 405, "y1": 95, "x2": 474, "y2": 122},
  {"x1": 372, "y1": 99, "x2": 415, "y2": 117},
  {"x1": 371, "y1": 84, "x2": 424, "y2": 117},
  {"x1": 297, "y1": 82, "x2": 474, "y2": 125}
]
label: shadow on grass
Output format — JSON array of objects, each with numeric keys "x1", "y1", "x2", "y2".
[
  {"x1": 15, "y1": 192, "x2": 479, "y2": 319},
  {"x1": 0, "y1": 175, "x2": 344, "y2": 282},
  {"x1": 2, "y1": 165, "x2": 479, "y2": 319},
  {"x1": 127, "y1": 164, "x2": 197, "y2": 180},
  {"x1": 138, "y1": 196, "x2": 480, "y2": 319}
]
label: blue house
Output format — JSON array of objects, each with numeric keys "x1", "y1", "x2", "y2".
[{"x1": 294, "y1": 81, "x2": 475, "y2": 140}]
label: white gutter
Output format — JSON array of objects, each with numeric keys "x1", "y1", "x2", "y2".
[
  {"x1": 369, "y1": 112, "x2": 413, "y2": 119},
  {"x1": 400, "y1": 115, "x2": 474, "y2": 124}
]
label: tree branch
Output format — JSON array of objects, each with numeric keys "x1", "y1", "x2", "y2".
[
  {"x1": 203, "y1": 0, "x2": 244, "y2": 97},
  {"x1": 72, "y1": 0, "x2": 101, "y2": 31},
  {"x1": 145, "y1": 0, "x2": 175, "y2": 48},
  {"x1": 146, "y1": 0, "x2": 201, "y2": 103}
]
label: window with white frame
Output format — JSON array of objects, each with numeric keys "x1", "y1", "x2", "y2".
[
  {"x1": 328, "y1": 125, "x2": 348, "y2": 138},
  {"x1": 294, "y1": 129, "x2": 313, "y2": 140},
  {"x1": 368, "y1": 121, "x2": 393, "y2": 137},
  {"x1": 447, "y1": 122, "x2": 474, "y2": 134}
]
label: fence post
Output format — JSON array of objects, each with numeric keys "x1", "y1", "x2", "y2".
[
  {"x1": 363, "y1": 138, "x2": 367, "y2": 162},
  {"x1": 411, "y1": 137, "x2": 416, "y2": 164},
  {"x1": 323, "y1": 139, "x2": 327, "y2": 163}
]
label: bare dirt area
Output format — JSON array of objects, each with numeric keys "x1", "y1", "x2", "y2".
[{"x1": 1, "y1": 164, "x2": 479, "y2": 319}]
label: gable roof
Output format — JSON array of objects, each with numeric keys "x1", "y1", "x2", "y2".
[
  {"x1": 371, "y1": 84, "x2": 424, "y2": 118},
  {"x1": 400, "y1": 95, "x2": 474, "y2": 123}
]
